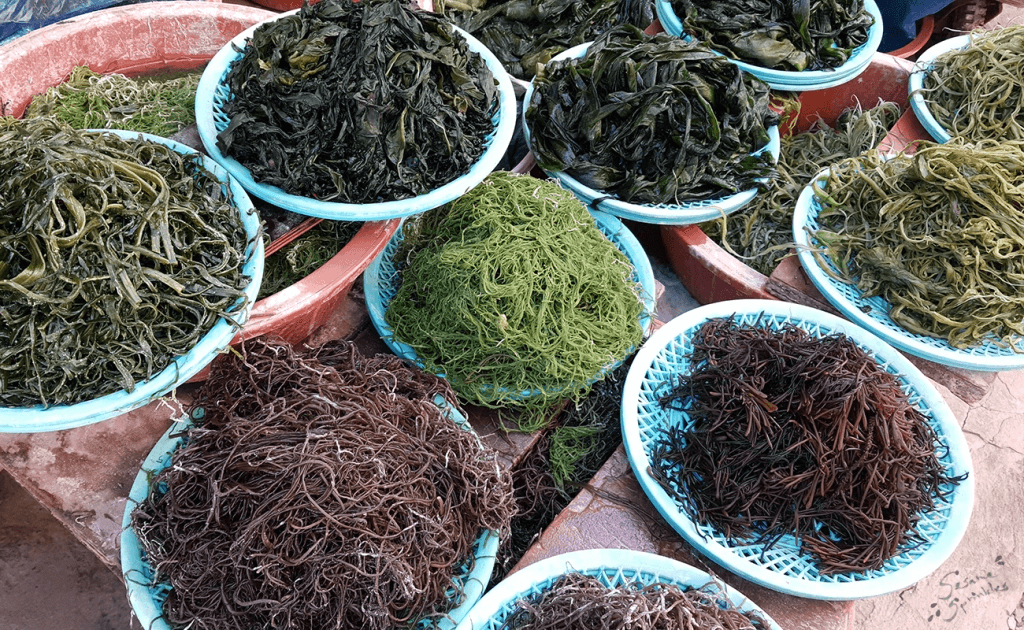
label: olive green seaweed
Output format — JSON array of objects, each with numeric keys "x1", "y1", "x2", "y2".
[
  {"x1": 385, "y1": 172, "x2": 645, "y2": 428},
  {"x1": 0, "y1": 118, "x2": 252, "y2": 407},
  {"x1": 25, "y1": 66, "x2": 201, "y2": 136},
  {"x1": 258, "y1": 220, "x2": 360, "y2": 300},
  {"x1": 922, "y1": 25, "x2": 1024, "y2": 142},
  {"x1": 809, "y1": 139, "x2": 1024, "y2": 349},
  {"x1": 704, "y1": 100, "x2": 900, "y2": 275}
]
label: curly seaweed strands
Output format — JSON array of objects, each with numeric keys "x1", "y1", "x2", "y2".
[
  {"x1": 258, "y1": 220, "x2": 360, "y2": 299},
  {"x1": 703, "y1": 100, "x2": 900, "y2": 275},
  {"x1": 0, "y1": 117, "x2": 250, "y2": 407},
  {"x1": 922, "y1": 25, "x2": 1024, "y2": 142},
  {"x1": 24, "y1": 65, "x2": 201, "y2": 136},
  {"x1": 527, "y1": 27, "x2": 779, "y2": 206},
  {"x1": 671, "y1": 0, "x2": 873, "y2": 71},
  {"x1": 810, "y1": 140, "x2": 1024, "y2": 349},
  {"x1": 218, "y1": 0, "x2": 498, "y2": 204},
  {"x1": 650, "y1": 317, "x2": 961, "y2": 574},
  {"x1": 131, "y1": 339, "x2": 516, "y2": 630},
  {"x1": 440, "y1": 0, "x2": 654, "y2": 80},
  {"x1": 385, "y1": 172, "x2": 644, "y2": 427},
  {"x1": 502, "y1": 573, "x2": 769, "y2": 630}
]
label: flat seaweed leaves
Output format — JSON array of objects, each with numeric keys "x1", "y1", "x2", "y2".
[
  {"x1": 502, "y1": 573, "x2": 770, "y2": 630},
  {"x1": 810, "y1": 140, "x2": 1024, "y2": 349},
  {"x1": 217, "y1": 0, "x2": 498, "y2": 204},
  {"x1": 650, "y1": 317, "x2": 962, "y2": 574},
  {"x1": 526, "y1": 26, "x2": 779, "y2": 206},
  {"x1": 131, "y1": 339, "x2": 516, "y2": 630},
  {"x1": 440, "y1": 0, "x2": 654, "y2": 80},
  {"x1": 922, "y1": 24, "x2": 1024, "y2": 142},
  {"x1": 385, "y1": 172, "x2": 645, "y2": 423},
  {"x1": 0, "y1": 117, "x2": 251, "y2": 407},
  {"x1": 671, "y1": 0, "x2": 873, "y2": 71}
]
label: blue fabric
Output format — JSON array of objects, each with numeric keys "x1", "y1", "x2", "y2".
[
  {"x1": 878, "y1": 0, "x2": 956, "y2": 51},
  {"x1": 0, "y1": 0, "x2": 197, "y2": 45}
]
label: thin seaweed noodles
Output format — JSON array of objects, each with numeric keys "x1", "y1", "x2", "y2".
[
  {"x1": 0, "y1": 117, "x2": 251, "y2": 407},
  {"x1": 650, "y1": 317, "x2": 962, "y2": 574},
  {"x1": 703, "y1": 100, "x2": 900, "y2": 275},
  {"x1": 131, "y1": 339, "x2": 516, "y2": 630},
  {"x1": 526, "y1": 26, "x2": 778, "y2": 205},
  {"x1": 921, "y1": 25, "x2": 1024, "y2": 142},
  {"x1": 501, "y1": 573, "x2": 770, "y2": 630},
  {"x1": 217, "y1": 0, "x2": 499, "y2": 204},
  {"x1": 440, "y1": 0, "x2": 654, "y2": 80},
  {"x1": 810, "y1": 140, "x2": 1024, "y2": 349},
  {"x1": 670, "y1": 0, "x2": 873, "y2": 71},
  {"x1": 385, "y1": 172, "x2": 645, "y2": 426}
]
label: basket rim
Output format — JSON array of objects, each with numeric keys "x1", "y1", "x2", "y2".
[
  {"x1": 363, "y1": 205, "x2": 657, "y2": 400},
  {"x1": 454, "y1": 549, "x2": 782, "y2": 630},
  {"x1": 522, "y1": 42, "x2": 781, "y2": 225},
  {"x1": 0, "y1": 129, "x2": 263, "y2": 432},
  {"x1": 793, "y1": 166, "x2": 1024, "y2": 370},
  {"x1": 194, "y1": 9, "x2": 517, "y2": 222},
  {"x1": 908, "y1": 33, "x2": 974, "y2": 144},
  {"x1": 655, "y1": 0, "x2": 883, "y2": 90},
  {"x1": 120, "y1": 395, "x2": 499, "y2": 630},
  {"x1": 620, "y1": 299, "x2": 975, "y2": 600}
]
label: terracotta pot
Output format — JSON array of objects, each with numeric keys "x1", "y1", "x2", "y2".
[
  {"x1": 0, "y1": 1, "x2": 400, "y2": 359},
  {"x1": 660, "y1": 54, "x2": 917, "y2": 305}
]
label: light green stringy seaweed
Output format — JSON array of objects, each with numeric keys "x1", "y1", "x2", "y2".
[{"x1": 385, "y1": 172, "x2": 646, "y2": 429}]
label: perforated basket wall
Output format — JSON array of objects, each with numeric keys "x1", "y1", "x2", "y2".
[
  {"x1": 121, "y1": 397, "x2": 497, "y2": 630},
  {"x1": 655, "y1": 0, "x2": 883, "y2": 91},
  {"x1": 522, "y1": 43, "x2": 780, "y2": 225},
  {"x1": 195, "y1": 10, "x2": 516, "y2": 221},
  {"x1": 455, "y1": 549, "x2": 782, "y2": 630},
  {"x1": 620, "y1": 300, "x2": 974, "y2": 600},
  {"x1": 363, "y1": 205, "x2": 656, "y2": 399},
  {"x1": 794, "y1": 169, "x2": 1024, "y2": 371}
]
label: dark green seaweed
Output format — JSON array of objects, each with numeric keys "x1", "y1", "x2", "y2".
[
  {"x1": 0, "y1": 118, "x2": 252, "y2": 407},
  {"x1": 526, "y1": 26, "x2": 778, "y2": 205},
  {"x1": 671, "y1": 0, "x2": 873, "y2": 71},
  {"x1": 439, "y1": 0, "x2": 655, "y2": 80},
  {"x1": 218, "y1": 0, "x2": 499, "y2": 204}
]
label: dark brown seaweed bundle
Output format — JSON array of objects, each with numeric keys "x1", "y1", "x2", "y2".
[
  {"x1": 502, "y1": 572, "x2": 770, "y2": 629},
  {"x1": 670, "y1": 0, "x2": 873, "y2": 71},
  {"x1": 131, "y1": 339, "x2": 516, "y2": 630},
  {"x1": 0, "y1": 117, "x2": 251, "y2": 407},
  {"x1": 525, "y1": 26, "x2": 778, "y2": 205},
  {"x1": 650, "y1": 317, "x2": 963, "y2": 574},
  {"x1": 218, "y1": 0, "x2": 498, "y2": 204},
  {"x1": 440, "y1": 0, "x2": 654, "y2": 80}
]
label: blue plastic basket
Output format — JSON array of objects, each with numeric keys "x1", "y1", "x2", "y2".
[
  {"x1": 794, "y1": 167, "x2": 1024, "y2": 370},
  {"x1": 0, "y1": 129, "x2": 263, "y2": 433},
  {"x1": 522, "y1": 43, "x2": 781, "y2": 225},
  {"x1": 908, "y1": 34, "x2": 972, "y2": 144},
  {"x1": 656, "y1": 0, "x2": 883, "y2": 91},
  {"x1": 121, "y1": 395, "x2": 499, "y2": 630},
  {"x1": 195, "y1": 10, "x2": 516, "y2": 222},
  {"x1": 620, "y1": 299, "x2": 975, "y2": 600},
  {"x1": 455, "y1": 549, "x2": 782, "y2": 630},
  {"x1": 363, "y1": 203, "x2": 656, "y2": 400}
]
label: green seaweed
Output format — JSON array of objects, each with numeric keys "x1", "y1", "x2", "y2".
[{"x1": 257, "y1": 221, "x2": 360, "y2": 300}]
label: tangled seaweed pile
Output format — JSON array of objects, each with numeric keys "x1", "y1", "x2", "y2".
[
  {"x1": 0, "y1": 118, "x2": 251, "y2": 407},
  {"x1": 258, "y1": 220, "x2": 360, "y2": 299},
  {"x1": 25, "y1": 65, "x2": 201, "y2": 136},
  {"x1": 386, "y1": 172, "x2": 644, "y2": 424},
  {"x1": 704, "y1": 100, "x2": 900, "y2": 275},
  {"x1": 131, "y1": 339, "x2": 515, "y2": 630},
  {"x1": 526, "y1": 27, "x2": 778, "y2": 205},
  {"x1": 810, "y1": 140, "x2": 1024, "y2": 348},
  {"x1": 922, "y1": 25, "x2": 1024, "y2": 142},
  {"x1": 218, "y1": 0, "x2": 498, "y2": 204},
  {"x1": 670, "y1": 0, "x2": 873, "y2": 71},
  {"x1": 502, "y1": 573, "x2": 770, "y2": 629},
  {"x1": 440, "y1": 0, "x2": 654, "y2": 80},
  {"x1": 651, "y1": 317, "x2": 962, "y2": 574}
]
